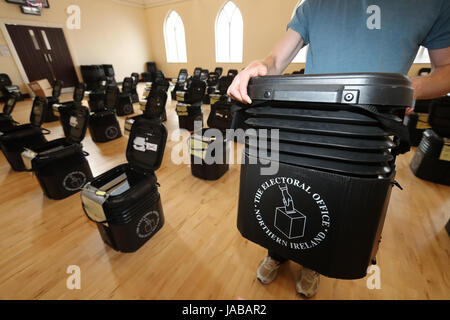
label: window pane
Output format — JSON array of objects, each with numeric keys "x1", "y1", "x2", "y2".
[
  {"x1": 164, "y1": 11, "x2": 187, "y2": 63},
  {"x1": 29, "y1": 29, "x2": 40, "y2": 50},
  {"x1": 216, "y1": 1, "x2": 243, "y2": 63},
  {"x1": 230, "y1": 11, "x2": 243, "y2": 62},
  {"x1": 216, "y1": 13, "x2": 230, "y2": 62},
  {"x1": 41, "y1": 30, "x2": 52, "y2": 50}
]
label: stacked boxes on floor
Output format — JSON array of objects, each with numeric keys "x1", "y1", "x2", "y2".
[
  {"x1": 81, "y1": 116, "x2": 167, "y2": 253},
  {"x1": 236, "y1": 73, "x2": 413, "y2": 280},
  {"x1": 22, "y1": 105, "x2": 93, "y2": 200}
]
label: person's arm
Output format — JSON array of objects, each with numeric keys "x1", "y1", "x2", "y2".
[
  {"x1": 227, "y1": 28, "x2": 305, "y2": 104},
  {"x1": 411, "y1": 47, "x2": 450, "y2": 100}
]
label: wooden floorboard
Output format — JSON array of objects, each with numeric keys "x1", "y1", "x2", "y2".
[{"x1": 0, "y1": 86, "x2": 449, "y2": 300}]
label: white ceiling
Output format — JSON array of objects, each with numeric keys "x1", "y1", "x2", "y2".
[{"x1": 112, "y1": 0, "x2": 188, "y2": 8}]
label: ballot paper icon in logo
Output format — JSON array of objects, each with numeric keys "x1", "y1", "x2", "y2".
[
  {"x1": 124, "y1": 104, "x2": 133, "y2": 114},
  {"x1": 136, "y1": 211, "x2": 160, "y2": 239},
  {"x1": 105, "y1": 126, "x2": 119, "y2": 139},
  {"x1": 63, "y1": 171, "x2": 87, "y2": 191},
  {"x1": 274, "y1": 184, "x2": 307, "y2": 239}
]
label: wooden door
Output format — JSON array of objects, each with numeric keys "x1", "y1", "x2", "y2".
[
  {"x1": 6, "y1": 24, "x2": 78, "y2": 88},
  {"x1": 37, "y1": 27, "x2": 78, "y2": 87},
  {"x1": 6, "y1": 24, "x2": 53, "y2": 84}
]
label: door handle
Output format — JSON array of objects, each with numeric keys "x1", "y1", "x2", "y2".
[{"x1": 48, "y1": 53, "x2": 53, "y2": 62}]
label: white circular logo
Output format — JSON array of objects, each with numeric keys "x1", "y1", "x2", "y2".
[
  {"x1": 253, "y1": 177, "x2": 331, "y2": 251},
  {"x1": 63, "y1": 171, "x2": 87, "y2": 191},
  {"x1": 136, "y1": 211, "x2": 160, "y2": 239},
  {"x1": 105, "y1": 126, "x2": 119, "y2": 139},
  {"x1": 124, "y1": 104, "x2": 133, "y2": 114}
]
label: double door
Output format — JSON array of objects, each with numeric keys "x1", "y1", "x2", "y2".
[{"x1": 6, "y1": 24, "x2": 78, "y2": 87}]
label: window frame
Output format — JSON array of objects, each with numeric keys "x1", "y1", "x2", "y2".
[
  {"x1": 163, "y1": 10, "x2": 188, "y2": 63},
  {"x1": 215, "y1": 1, "x2": 244, "y2": 63}
]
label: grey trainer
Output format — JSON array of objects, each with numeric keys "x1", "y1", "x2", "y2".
[
  {"x1": 256, "y1": 256, "x2": 282, "y2": 285},
  {"x1": 296, "y1": 267, "x2": 320, "y2": 298}
]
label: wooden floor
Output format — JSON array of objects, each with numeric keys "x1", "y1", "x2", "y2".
[{"x1": 0, "y1": 85, "x2": 449, "y2": 300}]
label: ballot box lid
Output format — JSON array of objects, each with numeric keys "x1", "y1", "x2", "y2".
[
  {"x1": 126, "y1": 117, "x2": 168, "y2": 172},
  {"x1": 67, "y1": 106, "x2": 89, "y2": 143},
  {"x1": 30, "y1": 96, "x2": 46, "y2": 127},
  {"x1": 248, "y1": 73, "x2": 413, "y2": 107}
]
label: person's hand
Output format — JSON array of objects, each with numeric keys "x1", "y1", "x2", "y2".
[
  {"x1": 227, "y1": 61, "x2": 269, "y2": 104},
  {"x1": 405, "y1": 107, "x2": 415, "y2": 115}
]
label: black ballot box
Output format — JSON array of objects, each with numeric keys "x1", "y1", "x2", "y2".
[
  {"x1": 89, "y1": 110, "x2": 122, "y2": 143},
  {"x1": 236, "y1": 73, "x2": 413, "y2": 280},
  {"x1": 176, "y1": 103, "x2": 203, "y2": 131},
  {"x1": 117, "y1": 78, "x2": 134, "y2": 117},
  {"x1": 190, "y1": 128, "x2": 230, "y2": 180},
  {"x1": 141, "y1": 89, "x2": 168, "y2": 122},
  {"x1": 175, "y1": 78, "x2": 205, "y2": 131},
  {"x1": 171, "y1": 69, "x2": 188, "y2": 101},
  {"x1": 409, "y1": 95, "x2": 450, "y2": 186},
  {"x1": 81, "y1": 117, "x2": 167, "y2": 253},
  {"x1": 43, "y1": 80, "x2": 63, "y2": 123},
  {"x1": 0, "y1": 94, "x2": 18, "y2": 132},
  {"x1": 0, "y1": 97, "x2": 49, "y2": 171},
  {"x1": 404, "y1": 112, "x2": 431, "y2": 147},
  {"x1": 22, "y1": 106, "x2": 93, "y2": 200},
  {"x1": 52, "y1": 83, "x2": 87, "y2": 138},
  {"x1": 207, "y1": 97, "x2": 234, "y2": 132},
  {"x1": 124, "y1": 115, "x2": 141, "y2": 136},
  {"x1": 428, "y1": 95, "x2": 450, "y2": 137},
  {"x1": 88, "y1": 85, "x2": 122, "y2": 143},
  {"x1": 410, "y1": 130, "x2": 450, "y2": 186},
  {"x1": 88, "y1": 91, "x2": 106, "y2": 111}
]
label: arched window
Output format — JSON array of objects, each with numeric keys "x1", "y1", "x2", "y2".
[
  {"x1": 215, "y1": 1, "x2": 243, "y2": 63},
  {"x1": 164, "y1": 10, "x2": 187, "y2": 63},
  {"x1": 291, "y1": 0, "x2": 308, "y2": 63},
  {"x1": 414, "y1": 46, "x2": 431, "y2": 64}
]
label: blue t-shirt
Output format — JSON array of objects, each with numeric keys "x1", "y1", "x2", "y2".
[{"x1": 288, "y1": 0, "x2": 450, "y2": 75}]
